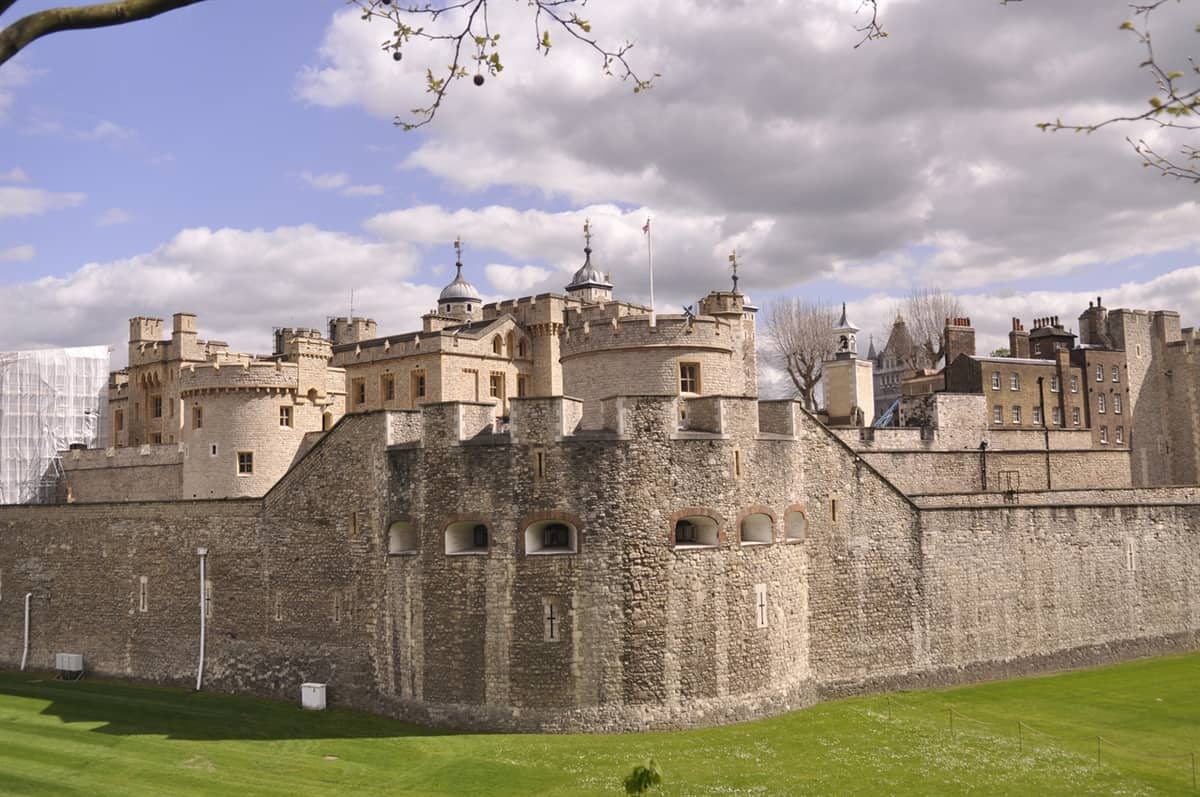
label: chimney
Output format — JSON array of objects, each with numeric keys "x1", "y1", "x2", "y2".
[
  {"x1": 1009, "y1": 317, "x2": 1030, "y2": 358},
  {"x1": 943, "y1": 316, "x2": 975, "y2": 366}
]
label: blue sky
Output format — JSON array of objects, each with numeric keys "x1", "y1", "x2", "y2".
[{"x1": 1, "y1": 0, "x2": 1198, "y2": 382}]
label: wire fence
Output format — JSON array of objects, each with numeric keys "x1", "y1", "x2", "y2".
[{"x1": 878, "y1": 700, "x2": 1195, "y2": 792}]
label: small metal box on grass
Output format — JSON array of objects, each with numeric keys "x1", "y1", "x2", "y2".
[{"x1": 301, "y1": 682, "x2": 326, "y2": 711}]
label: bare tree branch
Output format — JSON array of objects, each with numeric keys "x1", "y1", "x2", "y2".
[
  {"x1": 904, "y1": 286, "x2": 964, "y2": 367},
  {"x1": 0, "y1": 2, "x2": 23, "y2": 21},
  {"x1": 0, "y1": 0, "x2": 205, "y2": 67},
  {"x1": 351, "y1": 0, "x2": 658, "y2": 130},
  {"x1": 853, "y1": 0, "x2": 886, "y2": 49},
  {"x1": 763, "y1": 298, "x2": 836, "y2": 410}
]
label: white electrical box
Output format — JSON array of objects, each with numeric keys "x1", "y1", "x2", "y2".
[
  {"x1": 301, "y1": 682, "x2": 327, "y2": 711},
  {"x1": 55, "y1": 653, "x2": 83, "y2": 673}
]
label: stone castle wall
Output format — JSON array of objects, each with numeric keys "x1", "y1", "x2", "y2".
[
  {"x1": 2, "y1": 398, "x2": 1197, "y2": 733},
  {"x1": 61, "y1": 444, "x2": 184, "y2": 503}
]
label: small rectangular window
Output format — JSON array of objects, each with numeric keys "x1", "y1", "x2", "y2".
[
  {"x1": 754, "y1": 583, "x2": 768, "y2": 629},
  {"x1": 679, "y1": 362, "x2": 700, "y2": 394},
  {"x1": 279, "y1": 405, "x2": 293, "y2": 427},
  {"x1": 830, "y1": 497, "x2": 838, "y2": 522},
  {"x1": 489, "y1": 372, "x2": 504, "y2": 399},
  {"x1": 1100, "y1": 425, "x2": 1109, "y2": 444},
  {"x1": 115, "y1": 410, "x2": 124, "y2": 432},
  {"x1": 517, "y1": 374, "x2": 529, "y2": 397},
  {"x1": 1126, "y1": 538, "x2": 1136, "y2": 571},
  {"x1": 993, "y1": 405, "x2": 1003, "y2": 424},
  {"x1": 381, "y1": 374, "x2": 395, "y2": 402},
  {"x1": 534, "y1": 449, "x2": 545, "y2": 480},
  {"x1": 1096, "y1": 365, "x2": 1104, "y2": 382},
  {"x1": 733, "y1": 449, "x2": 742, "y2": 478},
  {"x1": 1033, "y1": 342, "x2": 1042, "y2": 355},
  {"x1": 1050, "y1": 374, "x2": 1060, "y2": 393},
  {"x1": 192, "y1": 405, "x2": 202, "y2": 429},
  {"x1": 991, "y1": 372, "x2": 1001, "y2": 391},
  {"x1": 1098, "y1": 394, "x2": 1106, "y2": 413},
  {"x1": 1052, "y1": 406, "x2": 1062, "y2": 426},
  {"x1": 1033, "y1": 406, "x2": 1042, "y2": 425},
  {"x1": 1112, "y1": 366, "x2": 1119, "y2": 383},
  {"x1": 352, "y1": 378, "x2": 366, "y2": 407},
  {"x1": 210, "y1": 444, "x2": 218, "y2": 457},
  {"x1": 411, "y1": 371, "x2": 426, "y2": 400},
  {"x1": 1072, "y1": 407, "x2": 1081, "y2": 426},
  {"x1": 150, "y1": 433, "x2": 162, "y2": 444},
  {"x1": 1070, "y1": 376, "x2": 1079, "y2": 393},
  {"x1": 152, "y1": 395, "x2": 163, "y2": 418},
  {"x1": 1114, "y1": 394, "x2": 1122, "y2": 414},
  {"x1": 237, "y1": 451, "x2": 253, "y2": 474},
  {"x1": 1009, "y1": 373, "x2": 1020, "y2": 391},
  {"x1": 543, "y1": 596, "x2": 562, "y2": 642},
  {"x1": 1011, "y1": 406, "x2": 1021, "y2": 424},
  {"x1": 1115, "y1": 425, "x2": 1124, "y2": 444},
  {"x1": 138, "y1": 576, "x2": 148, "y2": 613}
]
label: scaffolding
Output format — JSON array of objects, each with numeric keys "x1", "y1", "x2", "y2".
[{"x1": 0, "y1": 346, "x2": 110, "y2": 504}]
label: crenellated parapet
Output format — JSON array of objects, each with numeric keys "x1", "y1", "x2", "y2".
[
  {"x1": 178, "y1": 360, "x2": 302, "y2": 396},
  {"x1": 562, "y1": 313, "x2": 735, "y2": 359}
]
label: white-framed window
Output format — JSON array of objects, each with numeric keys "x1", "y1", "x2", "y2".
[
  {"x1": 1100, "y1": 425, "x2": 1109, "y2": 444},
  {"x1": 237, "y1": 451, "x2": 253, "y2": 474},
  {"x1": 1050, "y1": 374, "x2": 1060, "y2": 393},
  {"x1": 1052, "y1": 406, "x2": 1062, "y2": 425},
  {"x1": 1114, "y1": 394, "x2": 1122, "y2": 414},
  {"x1": 1098, "y1": 394, "x2": 1106, "y2": 413},
  {"x1": 1070, "y1": 376, "x2": 1079, "y2": 393},
  {"x1": 991, "y1": 372, "x2": 1001, "y2": 390},
  {"x1": 1010, "y1": 373, "x2": 1020, "y2": 391},
  {"x1": 1033, "y1": 342, "x2": 1042, "y2": 355},
  {"x1": 679, "y1": 362, "x2": 701, "y2": 394},
  {"x1": 1011, "y1": 406, "x2": 1021, "y2": 424},
  {"x1": 1033, "y1": 406, "x2": 1042, "y2": 425},
  {"x1": 993, "y1": 405, "x2": 1003, "y2": 424},
  {"x1": 1115, "y1": 425, "x2": 1124, "y2": 444},
  {"x1": 279, "y1": 405, "x2": 293, "y2": 428},
  {"x1": 1112, "y1": 366, "x2": 1120, "y2": 383},
  {"x1": 1095, "y1": 365, "x2": 1104, "y2": 382},
  {"x1": 1072, "y1": 407, "x2": 1081, "y2": 426}
]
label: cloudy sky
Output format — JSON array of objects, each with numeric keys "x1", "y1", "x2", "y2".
[{"x1": 1, "y1": 0, "x2": 1198, "y2": 391}]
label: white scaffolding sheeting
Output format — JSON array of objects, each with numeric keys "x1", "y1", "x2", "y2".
[{"x1": 0, "y1": 346, "x2": 110, "y2": 504}]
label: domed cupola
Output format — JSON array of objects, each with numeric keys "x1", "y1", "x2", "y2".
[
  {"x1": 565, "y1": 219, "x2": 613, "y2": 304},
  {"x1": 438, "y1": 237, "x2": 482, "y2": 321}
]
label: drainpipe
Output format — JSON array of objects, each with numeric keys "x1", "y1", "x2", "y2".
[
  {"x1": 20, "y1": 593, "x2": 32, "y2": 671},
  {"x1": 196, "y1": 547, "x2": 207, "y2": 691}
]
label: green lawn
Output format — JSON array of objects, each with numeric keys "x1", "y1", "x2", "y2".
[{"x1": 2, "y1": 653, "x2": 1198, "y2": 795}]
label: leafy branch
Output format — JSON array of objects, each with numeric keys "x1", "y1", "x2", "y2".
[{"x1": 350, "y1": 0, "x2": 658, "y2": 130}]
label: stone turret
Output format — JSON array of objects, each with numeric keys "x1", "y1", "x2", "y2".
[
  {"x1": 823, "y1": 303, "x2": 874, "y2": 426},
  {"x1": 564, "y1": 219, "x2": 613, "y2": 305}
]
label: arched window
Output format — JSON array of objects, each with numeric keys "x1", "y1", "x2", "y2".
[
  {"x1": 739, "y1": 513, "x2": 773, "y2": 545},
  {"x1": 492, "y1": 336, "x2": 503, "y2": 355},
  {"x1": 388, "y1": 521, "x2": 417, "y2": 554},
  {"x1": 784, "y1": 508, "x2": 808, "y2": 542},
  {"x1": 506, "y1": 332, "x2": 515, "y2": 360},
  {"x1": 673, "y1": 515, "x2": 719, "y2": 548},
  {"x1": 518, "y1": 338, "x2": 528, "y2": 358},
  {"x1": 524, "y1": 520, "x2": 578, "y2": 555},
  {"x1": 445, "y1": 521, "x2": 490, "y2": 554}
]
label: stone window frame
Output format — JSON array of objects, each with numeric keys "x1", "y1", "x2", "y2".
[
  {"x1": 679, "y1": 361, "x2": 701, "y2": 395},
  {"x1": 735, "y1": 505, "x2": 776, "y2": 547},
  {"x1": 489, "y1": 371, "x2": 505, "y2": 400},
  {"x1": 992, "y1": 405, "x2": 1003, "y2": 424},
  {"x1": 1097, "y1": 394, "x2": 1106, "y2": 414},
  {"x1": 352, "y1": 377, "x2": 366, "y2": 407},
  {"x1": 381, "y1": 373, "x2": 395, "y2": 402},
  {"x1": 990, "y1": 372, "x2": 1001, "y2": 391},
  {"x1": 191, "y1": 404, "x2": 202, "y2": 429},
  {"x1": 754, "y1": 583, "x2": 768, "y2": 629},
  {"x1": 1115, "y1": 425, "x2": 1124, "y2": 444},
  {"x1": 517, "y1": 374, "x2": 529, "y2": 398},
  {"x1": 1095, "y1": 364, "x2": 1104, "y2": 382},
  {"x1": 520, "y1": 510, "x2": 584, "y2": 556},
  {"x1": 237, "y1": 451, "x2": 254, "y2": 475},
  {"x1": 279, "y1": 405, "x2": 293, "y2": 428},
  {"x1": 1052, "y1": 406, "x2": 1062, "y2": 426},
  {"x1": 1112, "y1": 366, "x2": 1120, "y2": 383},
  {"x1": 668, "y1": 507, "x2": 725, "y2": 551},
  {"x1": 1072, "y1": 407, "x2": 1081, "y2": 426},
  {"x1": 387, "y1": 517, "x2": 419, "y2": 556},
  {"x1": 442, "y1": 512, "x2": 493, "y2": 556},
  {"x1": 1050, "y1": 374, "x2": 1060, "y2": 393},
  {"x1": 151, "y1": 394, "x2": 163, "y2": 418},
  {"x1": 1032, "y1": 405, "x2": 1042, "y2": 425},
  {"x1": 1011, "y1": 406, "x2": 1021, "y2": 424},
  {"x1": 783, "y1": 503, "x2": 808, "y2": 543},
  {"x1": 1009, "y1": 372, "x2": 1020, "y2": 391},
  {"x1": 1100, "y1": 425, "x2": 1109, "y2": 444},
  {"x1": 1114, "y1": 394, "x2": 1122, "y2": 414},
  {"x1": 492, "y1": 335, "x2": 503, "y2": 355},
  {"x1": 1070, "y1": 376, "x2": 1079, "y2": 393},
  {"x1": 411, "y1": 370, "x2": 427, "y2": 400},
  {"x1": 115, "y1": 409, "x2": 124, "y2": 432}
]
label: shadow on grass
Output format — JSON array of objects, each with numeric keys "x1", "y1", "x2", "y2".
[{"x1": 0, "y1": 671, "x2": 458, "y2": 742}]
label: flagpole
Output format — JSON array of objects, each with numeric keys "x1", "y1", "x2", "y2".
[{"x1": 644, "y1": 217, "x2": 656, "y2": 326}]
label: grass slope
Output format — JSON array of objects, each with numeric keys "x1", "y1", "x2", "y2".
[{"x1": 1, "y1": 653, "x2": 1198, "y2": 795}]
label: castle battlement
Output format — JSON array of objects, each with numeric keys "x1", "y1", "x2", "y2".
[
  {"x1": 178, "y1": 360, "x2": 302, "y2": 394},
  {"x1": 562, "y1": 313, "x2": 734, "y2": 358}
]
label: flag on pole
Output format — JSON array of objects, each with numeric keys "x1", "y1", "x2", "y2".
[
  {"x1": 643, "y1": 217, "x2": 655, "y2": 326},
  {"x1": 642, "y1": 219, "x2": 650, "y2": 234}
]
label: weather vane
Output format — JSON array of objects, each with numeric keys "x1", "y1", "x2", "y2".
[
  {"x1": 728, "y1": 249, "x2": 740, "y2": 293},
  {"x1": 454, "y1": 235, "x2": 462, "y2": 265},
  {"x1": 583, "y1": 218, "x2": 592, "y2": 250}
]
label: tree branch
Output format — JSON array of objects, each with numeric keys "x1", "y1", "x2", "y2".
[
  {"x1": 0, "y1": 2, "x2": 22, "y2": 21},
  {"x1": 0, "y1": 0, "x2": 206, "y2": 67}
]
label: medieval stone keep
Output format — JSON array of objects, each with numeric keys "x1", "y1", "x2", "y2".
[{"x1": 1, "y1": 244, "x2": 1198, "y2": 733}]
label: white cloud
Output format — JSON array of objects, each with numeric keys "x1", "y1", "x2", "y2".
[
  {"x1": 0, "y1": 167, "x2": 29, "y2": 183},
  {"x1": 0, "y1": 244, "x2": 34, "y2": 263},
  {"x1": 483, "y1": 263, "x2": 551, "y2": 294},
  {"x1": 0, "y1": 60, "x2": 37, "y2": 122},
  {"x1": 0, "y1": 224, "x2": 435, "y2": 358},
  {"x1": 96, "y1": 207, "x2": 133, "y2": 227},
  {"x1": 300, "y1": 170, "x2": 386, "y2": 198},
  {"x1": 80, "y1": 120, "x2": 133, "y2": 141},
  {"x1": 0, "y1": 186, "x2": 85, "y2": 218}
]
